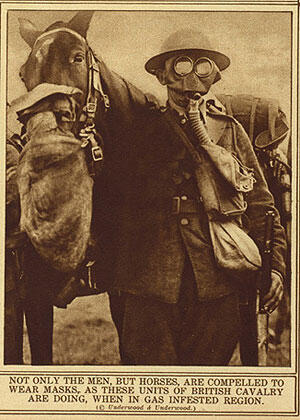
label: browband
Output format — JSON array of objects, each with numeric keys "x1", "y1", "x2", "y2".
[{"x1": 34, "y1": 27, "x2": 86, "y2": 47}]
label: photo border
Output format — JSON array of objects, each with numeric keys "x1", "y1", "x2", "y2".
[{"x1": 1, "y1": 1, "x2": 299, "y2": 417}]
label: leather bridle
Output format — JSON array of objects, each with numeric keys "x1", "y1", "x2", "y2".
[{"x1": 33, "y1": 27, "x2": 110, "y2": 175}]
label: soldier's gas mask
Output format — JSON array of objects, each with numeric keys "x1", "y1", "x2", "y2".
[{"x1": 156, "y1": 53, "x2": 220, "y2": 108}]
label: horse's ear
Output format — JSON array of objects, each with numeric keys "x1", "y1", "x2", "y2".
[
  {"x1": 68, "y1": 11, "x2": 94, "y2": 38},
  {"x1": 18, "y1": 18, "x2": 42, "y2": 47}
]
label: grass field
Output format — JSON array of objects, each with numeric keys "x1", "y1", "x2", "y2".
[
  {"x1": 23, "y1": 293, "x2": 290, "y2": 366},
  {"x1": 24, "y1": 294, "x2": 120, "y2": 365}
]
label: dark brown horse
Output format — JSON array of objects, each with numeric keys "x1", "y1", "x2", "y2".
[
  {"x1": 13, "y1": 10, "x2": 151, "y2": 364},
  {"x1": 17, "y1": 9, "x2": 156, "y2": 282},
  {"x1": 10, "y1": 12, "x2": 99, "y2": 364}
]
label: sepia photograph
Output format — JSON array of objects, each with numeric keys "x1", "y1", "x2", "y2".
[{"x1": 2, "y1": 1, "x2": 298, "y2": 417}]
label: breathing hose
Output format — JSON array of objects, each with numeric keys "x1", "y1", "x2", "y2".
[{"x1": 187, "y1": 93, "x2": 211, "y2": 145}]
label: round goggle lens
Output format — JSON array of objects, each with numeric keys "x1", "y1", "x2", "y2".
[
  {"x1": 174, "y1": 57, "x2": 193, "y2": 76},
  {"x1": 173, "y1": 56, "x2": 214, "y2": 78},
  {"x1": 194, "y1": 58, "x2": 214, "y2": 77}
]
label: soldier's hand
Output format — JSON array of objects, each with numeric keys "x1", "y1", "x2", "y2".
[
  {"x1": 270, "y1": 150, "x2": 290, "y2": 185},
  {"x1": 262, "y1": 271, "x2": 284, "y2": 314}
]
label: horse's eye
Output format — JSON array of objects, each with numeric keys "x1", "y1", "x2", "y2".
[{"x1": 72, "y1": 54, "x2": 85, "y2": 64}]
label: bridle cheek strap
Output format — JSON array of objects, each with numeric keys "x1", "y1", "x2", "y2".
[
  {"x1": 83, "y1": 49, "x2": 110, "y2": 126},
  {"x1": 78, "y1": 48, "x2": 110, "y2": 176}
]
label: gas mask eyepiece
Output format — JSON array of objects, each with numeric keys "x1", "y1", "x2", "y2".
[{"x1": 173, "y1": 56, "x2": 215, "y2": 78}]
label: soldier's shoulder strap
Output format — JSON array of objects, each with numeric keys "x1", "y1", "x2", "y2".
[{"x1": 7, "y1": 133, "x2": 25, "y2": 154}]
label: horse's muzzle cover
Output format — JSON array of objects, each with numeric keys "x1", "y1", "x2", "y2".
[{"x1": 17, "y1": 111, "x2": 93, "y2": 273}]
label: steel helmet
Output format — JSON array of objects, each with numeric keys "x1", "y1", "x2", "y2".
[{"x1": 145, "y1": 29, "x2": 230, "y2": 75}]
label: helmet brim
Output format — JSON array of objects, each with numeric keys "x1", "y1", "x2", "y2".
[{"x1": 145, "y1": 48, "x2": 230, "y2": 74}]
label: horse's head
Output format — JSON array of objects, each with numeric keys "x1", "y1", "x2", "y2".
[
  {"x1": 15, "y1": 12, "x2": 107, "y2": 277},
  {"x1": 19, "y1": 12, "x2": 94, "y2": 107}
]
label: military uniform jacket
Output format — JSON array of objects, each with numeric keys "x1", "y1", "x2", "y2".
[{"x1": 93, "y1": 73, "x2": 286, "y2": 304}]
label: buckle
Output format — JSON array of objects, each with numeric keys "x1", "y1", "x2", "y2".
[
  {"x1": 103, "y1": 94, "x2": 110, "y2": 109},
  {"x1": 91, "y1": 146, "x2": 103, "y2": 162},
  {"x1": 172, "y1": 197, "x2": 181, "y2": 214},
  {"x1": 85, "y1": 102, "x2": 97, "y2": 114}
]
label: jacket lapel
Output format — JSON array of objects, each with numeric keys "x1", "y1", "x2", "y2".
[{"x1": 206, "y1": 112, "x2": 227, "y2": 144}]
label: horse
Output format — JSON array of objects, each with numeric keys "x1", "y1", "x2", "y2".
[
  {"x1": 16, "y1": 10, "x2": 162, "y2": 302},
  {"x1": 14, "y1": 11, "x2": 288, "y2": 365},
  {"x1": 11, "y1": 10, "x2": 152, "y2": 364}
]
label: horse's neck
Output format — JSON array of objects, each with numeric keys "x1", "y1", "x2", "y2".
[{"x1": 95, "y1": 60, "x2": 149, "y2": 135}]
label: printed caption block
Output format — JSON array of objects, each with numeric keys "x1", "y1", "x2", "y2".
[{"x1": 1, "y1": 374, "x2": 296, "y2": 414}]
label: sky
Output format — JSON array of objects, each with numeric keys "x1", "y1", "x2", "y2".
[{"x1": 6, "y1": 9, "x2": 292, "y2": 135}]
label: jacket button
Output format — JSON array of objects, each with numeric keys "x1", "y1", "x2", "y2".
[
  {"x1": 180, "y1": 218, "x2": 189, "y2": 226},
  {"x1": 180, "y1": 118, "x2": 187, "y2": 125},
  {"x1": 181, "y1": 195, "x2": 188, "y2": 200}
]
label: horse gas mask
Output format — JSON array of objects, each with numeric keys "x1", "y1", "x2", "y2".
[{"x1": 156, "y1": 54, "x2": 220, "y2": 108}]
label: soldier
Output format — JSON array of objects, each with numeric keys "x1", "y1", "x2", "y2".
[{"x1": 107, "y1": 29, "x2": 286, "y2": 365}]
